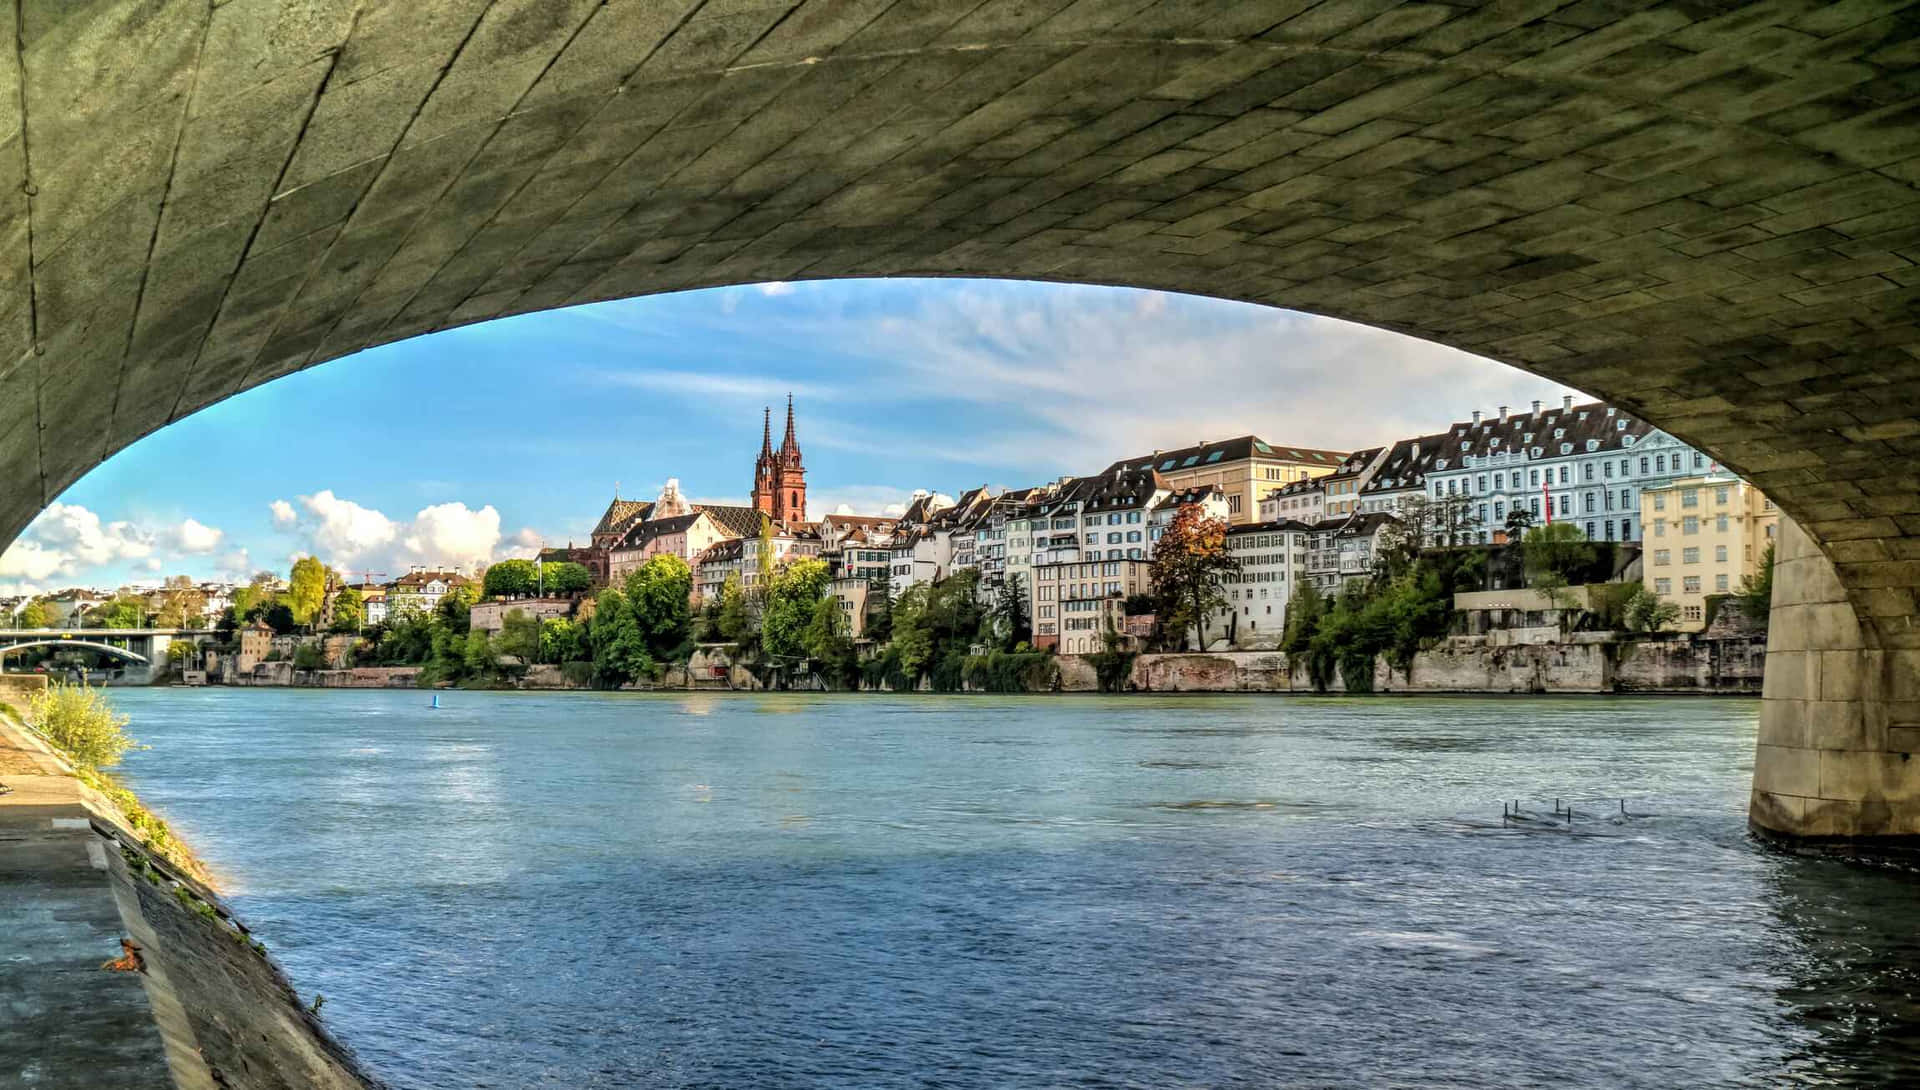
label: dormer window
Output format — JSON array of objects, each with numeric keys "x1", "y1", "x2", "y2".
[
  {"x1": 1459, "y1": 441, "x2": 1470, "y2": 451},
  {"x1": 1531, "y1": 447, "x2": 1543, "y2": 457},
  {"x1": 1523, "y1": 433, "x2": 1534, "y2": 443},
  {"x1": 1586, "y1": 440, "x2": 1599, "y2": 451},
  {"x1": 1622, "y1": 435, "x2": 1635, "y2": 446},
  {"x1": 1553, "y1": 428, "x2": 1565, "y2": 440},
  {"x1": 1489, "y1": 438, "x2": 1500, "y2": 447},
  {"x1": 1560, "y1": 443, "x2": 1572, "y2": 454},
  {"x1": 1616, "y1": 419, "x2": 1627, "y2": 430},
  {"x1": 1436, "y1": 459, "x2": 1448, "y2": 469}
]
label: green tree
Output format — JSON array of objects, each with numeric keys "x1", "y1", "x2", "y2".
[
  {"x1": 495, "y1": 610, "x2": 540, "y2": 663},
  {"x1": 436, "y1": 583, "x2": 479, "y2": 635},
  {"x1": 537, "y1": 617, "x2": 586, "y2": 664},
  {"x1": 483, "y1": 559, "x2": 538, "y2": 599},
  {"x1": 1522, "y1": 522, "x2": 1596, "y2": 587},
  {"x1": 802, "y1": 595, "x2": 856, "y2": 684},
  {"x1": 86, "y1": 596, "x2": 145, "y2": 629},
  {"x1": 762, "y1": 557, "x2": 832, "y2": 663},
  {"x1": 590, "y1": 588, "x2": 650, "y2": 685},
  {"x1": 624, "y1": 555, "x2": 695, "y2": 661},
  {"x1": 18, "y1": 599, "x2": 53, "y2": 628},
  {"x1": 1281, "y1": 580, "x2": 1327, "y2": 654},
  {"x1": 263, "y1": 602, "x2": 297, "y2": 635},
  {"x1": 993, "y1": 573, "x2": 1030, "y2": 651},
  {"x1": 1149, "y1": 504, "x2": 1241, "y2": 651},
  {"x1": 1624, "y1": 585, "x2": 1682, "y2": 633},
  {"x1": 889, "y1": 583, "x2": 934, "y2": 679},
  {"x1": 288, "y1": 556, "x2": 328, "y2": 627},
  {"x1": 462, "y1": 629, "x2": 496, "y2": 676},
  {"x1": 716, "y1": 573, "x2": 751, "y2": 643},
  {"x1": 1743, "y1": 537, "x2": 1766, "y2": 617},
  {"x1": 1504, "y1": 506, "x2": 1537, "y2": 537},
  {"x1": 538, "y1": 562, "x2": 592, "y2": 595},
  {"x1": 329, "y1": 587, "x2": 366, "y2": 633},
  {"x1": 291, "y1": 643, "x2": 328, "y2": 670}
]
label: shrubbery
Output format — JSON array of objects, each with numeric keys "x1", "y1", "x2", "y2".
[{"x1": 28, "y1": 682, "x2": 137, "y2": 770}]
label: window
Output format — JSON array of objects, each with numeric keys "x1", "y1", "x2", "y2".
[
  {"x1": 1604, "y1": 521, "x2": 1614, "y2": 541},
  {"x1": 1657, "y1": 454, "x2": 1667, "y2": 472},
  {"x1": 1604, "y1": 461, "x2": 1614, "y2": 479},
  {"x1": 1228, "y1": 495, "x2": 1242, "y2": 514},
  {"x1": 1639, "y1": 457, "x2": 1649, "y2": 475},
  {"x1": 1107, "y1": 532, "x2": 1121, "y2": 544},
  {"x1": 1556, "y1": 496, "x2": 1568, "y2": 516},
  {"x1": 1127, "y1": 531, "x2": 1141, "y2": 543},
  {"x1": 1619, "y1": 488, "x2": 1631, "y2": 509},
  {"x1": 1584, "y1": 463, "x2": 1594, "y2": 481},
  {"x1": 1716, "y1": 515, "x2": 1728, "y2": 532},
  {"x1": 1621, "y1": 518, "x2": 1631, "y2": 538},
  {"x1": 1695, "y1": 454, "x2": 1706, "y2": 469},
  {"x1": 1127, "y1": 511, "x2": 1141, "y2": 523},
  {"x1": 1715, "y1": 545, "x2": 1727, "y2": 562},
  {"x1": 1558, "y1": 466, "x2": 1569, "y2": 484},
  {"x1": 1654, "y1": 549, "x2": 1670, "y2": 566},
  {"x1": 1683, "y1": 547, "x2": 1700, "y2": 564},
  {"x1": 1655, "y1": 578, "x2": 1672, "y2": 595},
  {"x1": 1478, "y1": 475, "x2": 1488, "y2": 491},
  {"x1": 1683, "y1": 576, "x2": 1701, "y2": 594},
  {"x1": 1683, "y1": 516, "x2": 1699, "y2": 535},
  {"x1": 1530, "y1": 470, "x2": 1540, "y2": 486},
  {"x1": 1715, "y1": 487, "x2": 1729, "y2": 505},
  {"x1": 1654, "y1": 519, "x2": 1666, "y2": 537},
  {"x1": 1584, "y1": 493, "x2": 1596, "y2": 513},
  {"x1": 1716, "y1": 574, "x2": 1729, "y2": 592},
  {"x1": 1530, "y1": 498, "x2": 1541, "y2": 516},
  {"x1": 1494, "y1": 500, "x2": 1505, "y2": 519},
  {"x1": 1585, "y1": 521, "x2": 1595, "y2": 539},
  {"x1": 1653, "y1": 493, "x2": 1666, "y2": 511},
  {"x1": 1682, "y1": 489, "x2": 1698, "y2": 508}
]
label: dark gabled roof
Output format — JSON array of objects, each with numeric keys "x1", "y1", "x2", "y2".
[
  {"x1": 592, "y1": 498, "x2": 651, "y2": 537},
  {"x1": 1152, "y1": 484, "x2": 1224, "y2": 511},
  {"x1": 1227, "y1": 518, "x2": 1315, "y2": 535},
  {"x1": 1364, "y1": 401, "x2": 1655, "y2": 495},
  {"x1": 393, "y1": 570, "x2": 470, "y2": 588},
  {"x1": 696, "y1": 504, "x2": 770, "y2": 539},
  {"x1": 615, "y1": 511, "x2": 708, "y2": 549},
  {"x1": 696, "y1": 538, "x2": 745, "y2": 567},
  {"x1": 1106, "y1": 435, "x2": 1348, "y2": 477}
]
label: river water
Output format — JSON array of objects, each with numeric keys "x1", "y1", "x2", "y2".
[{"x1": 110, "y1": 689, "x2": 1920, "y2": 1088}]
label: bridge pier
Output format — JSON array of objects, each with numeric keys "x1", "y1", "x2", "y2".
[{"x1": 1752, "y1": 520, "x2": 1920, "y2": 842}]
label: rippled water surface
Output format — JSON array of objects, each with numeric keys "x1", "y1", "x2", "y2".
[{"x1": 112, "y1": 690, "x2": 1920, "y2": 1088}]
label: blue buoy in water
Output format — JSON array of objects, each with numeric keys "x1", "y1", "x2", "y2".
[{"x1": 430, "y1": 694, "x2": 442, "y2": 709}]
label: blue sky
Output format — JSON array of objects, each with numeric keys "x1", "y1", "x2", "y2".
[{"x1": 1, "y1": 278, "x2": 1576, "y2": 594}]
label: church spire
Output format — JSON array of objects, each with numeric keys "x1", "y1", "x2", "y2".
[
  {"x1": 781, "y1": 393, "x2": 798, "y2": 456},
  {"x1": 760, "y1": 406, "x2": 773, "y2": 459}
]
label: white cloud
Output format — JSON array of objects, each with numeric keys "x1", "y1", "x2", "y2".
[
  {"x1": 0, "y1": 540, "x2": 70, "y2": 582},
  {"x1": 172, "y1": 518, "x2": 224, "y2": 554},
  {"x1": 214, "y1": 548, "x2": 253, "y2": 580},
  {"x1": 758, "y1": 281, "x2": 795, "y2": 296},
  {"x1": 272, "y1": 490, "x2": 541, "y2": 574},
  {"x1": 269, "y1": 499, "x2": 297, "y2": 527},
  {"x1": 587, "y1": 369, "x2": 834, "y2": 403},
  {"x1": 141, "y1": 557, "x2": 163, "y2": 572}
]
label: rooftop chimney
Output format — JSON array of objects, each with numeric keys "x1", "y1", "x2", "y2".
[
  {"x1": 1498, "y1": 405, "x2": 1508, "y2": 422},
  {"x1": 1531, "y1": 400, "x2": 1542, "y2": 416},
  {"x1": 1563, "y1": 394, "x2": 1574, "y2": 410},
  {"x1": 1472, "y1": 410, "x2": 1482, "y2": 426}
]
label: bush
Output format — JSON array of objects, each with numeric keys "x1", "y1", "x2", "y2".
[
  {"x1": 1086, "y1": 649, "x2": 1135, "y2": 692},
  {"x1": 27, "y1": 682, "x2": 137, "y2": 771},
  {"x1": 962, "y1": 650, "x2": 1060, "y2": 692}
]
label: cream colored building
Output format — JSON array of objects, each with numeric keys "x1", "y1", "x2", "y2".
[
  {"x1": 1032, "y1": 557, "x2": 1152, "y2": 654},
  {"x1": 1106, "y1": 436, "x2": 1345, "y2": 524},
  {"x1": 1640, "y1": 474, "x2": 1779, "y2": 630}
]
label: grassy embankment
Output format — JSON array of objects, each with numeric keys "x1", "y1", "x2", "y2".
[{"x1": 5, "y1": 684, "x2": 213, "y2": 885}]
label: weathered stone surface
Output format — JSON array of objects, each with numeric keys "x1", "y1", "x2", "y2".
[{"x1": 0, "y1": 2, "x2": 1915, "y2": 836}]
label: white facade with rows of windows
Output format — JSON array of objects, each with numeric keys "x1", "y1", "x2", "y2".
[{"x1": 1417, "y1": 400, "x2": 1712, "y2": 545}]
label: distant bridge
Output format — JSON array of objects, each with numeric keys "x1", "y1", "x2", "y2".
[{"x1": 0, "y1": 629, "x2": 217, "y2": 672}]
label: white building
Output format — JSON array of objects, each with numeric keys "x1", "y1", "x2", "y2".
[
  {"x1": 1214, "y1": 519, "x2": 1310, "y2": 649},
  {"x1": 1416, "y1": 397, "x2": 1710, "y2": 545}
]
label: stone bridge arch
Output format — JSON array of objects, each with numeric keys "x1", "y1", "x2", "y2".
[{"x1": 0, "y1": 1, "x2": 1914, "y2": 840}]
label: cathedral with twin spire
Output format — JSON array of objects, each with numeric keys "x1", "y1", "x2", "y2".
[{"x1": 752, "y1": 395, "x2": 807, "y2": 524}]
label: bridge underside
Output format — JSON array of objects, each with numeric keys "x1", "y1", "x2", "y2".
[{"x1": 0, "y1": 2, "x2": 1915, "y2": 837}]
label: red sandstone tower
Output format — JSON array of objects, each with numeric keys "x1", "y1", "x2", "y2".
[{"x1": 751, "y1": 395, "x2": 807, "y2": 523}]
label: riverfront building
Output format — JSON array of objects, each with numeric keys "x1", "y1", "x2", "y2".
[
  {"x1": 1108, "y1": 437, "x2": 1345, "y2": 524},
  {"x1": 1640, "y1": 474, "x2": 1780, "y2": 630}
]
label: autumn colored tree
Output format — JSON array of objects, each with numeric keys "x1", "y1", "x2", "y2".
[
  {"x1": 287, "y1": 556, "x2": 329, "y2": 627},
  {"x1": 1149, "y1": 504, "x2": 1241, "y2": 651}
]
